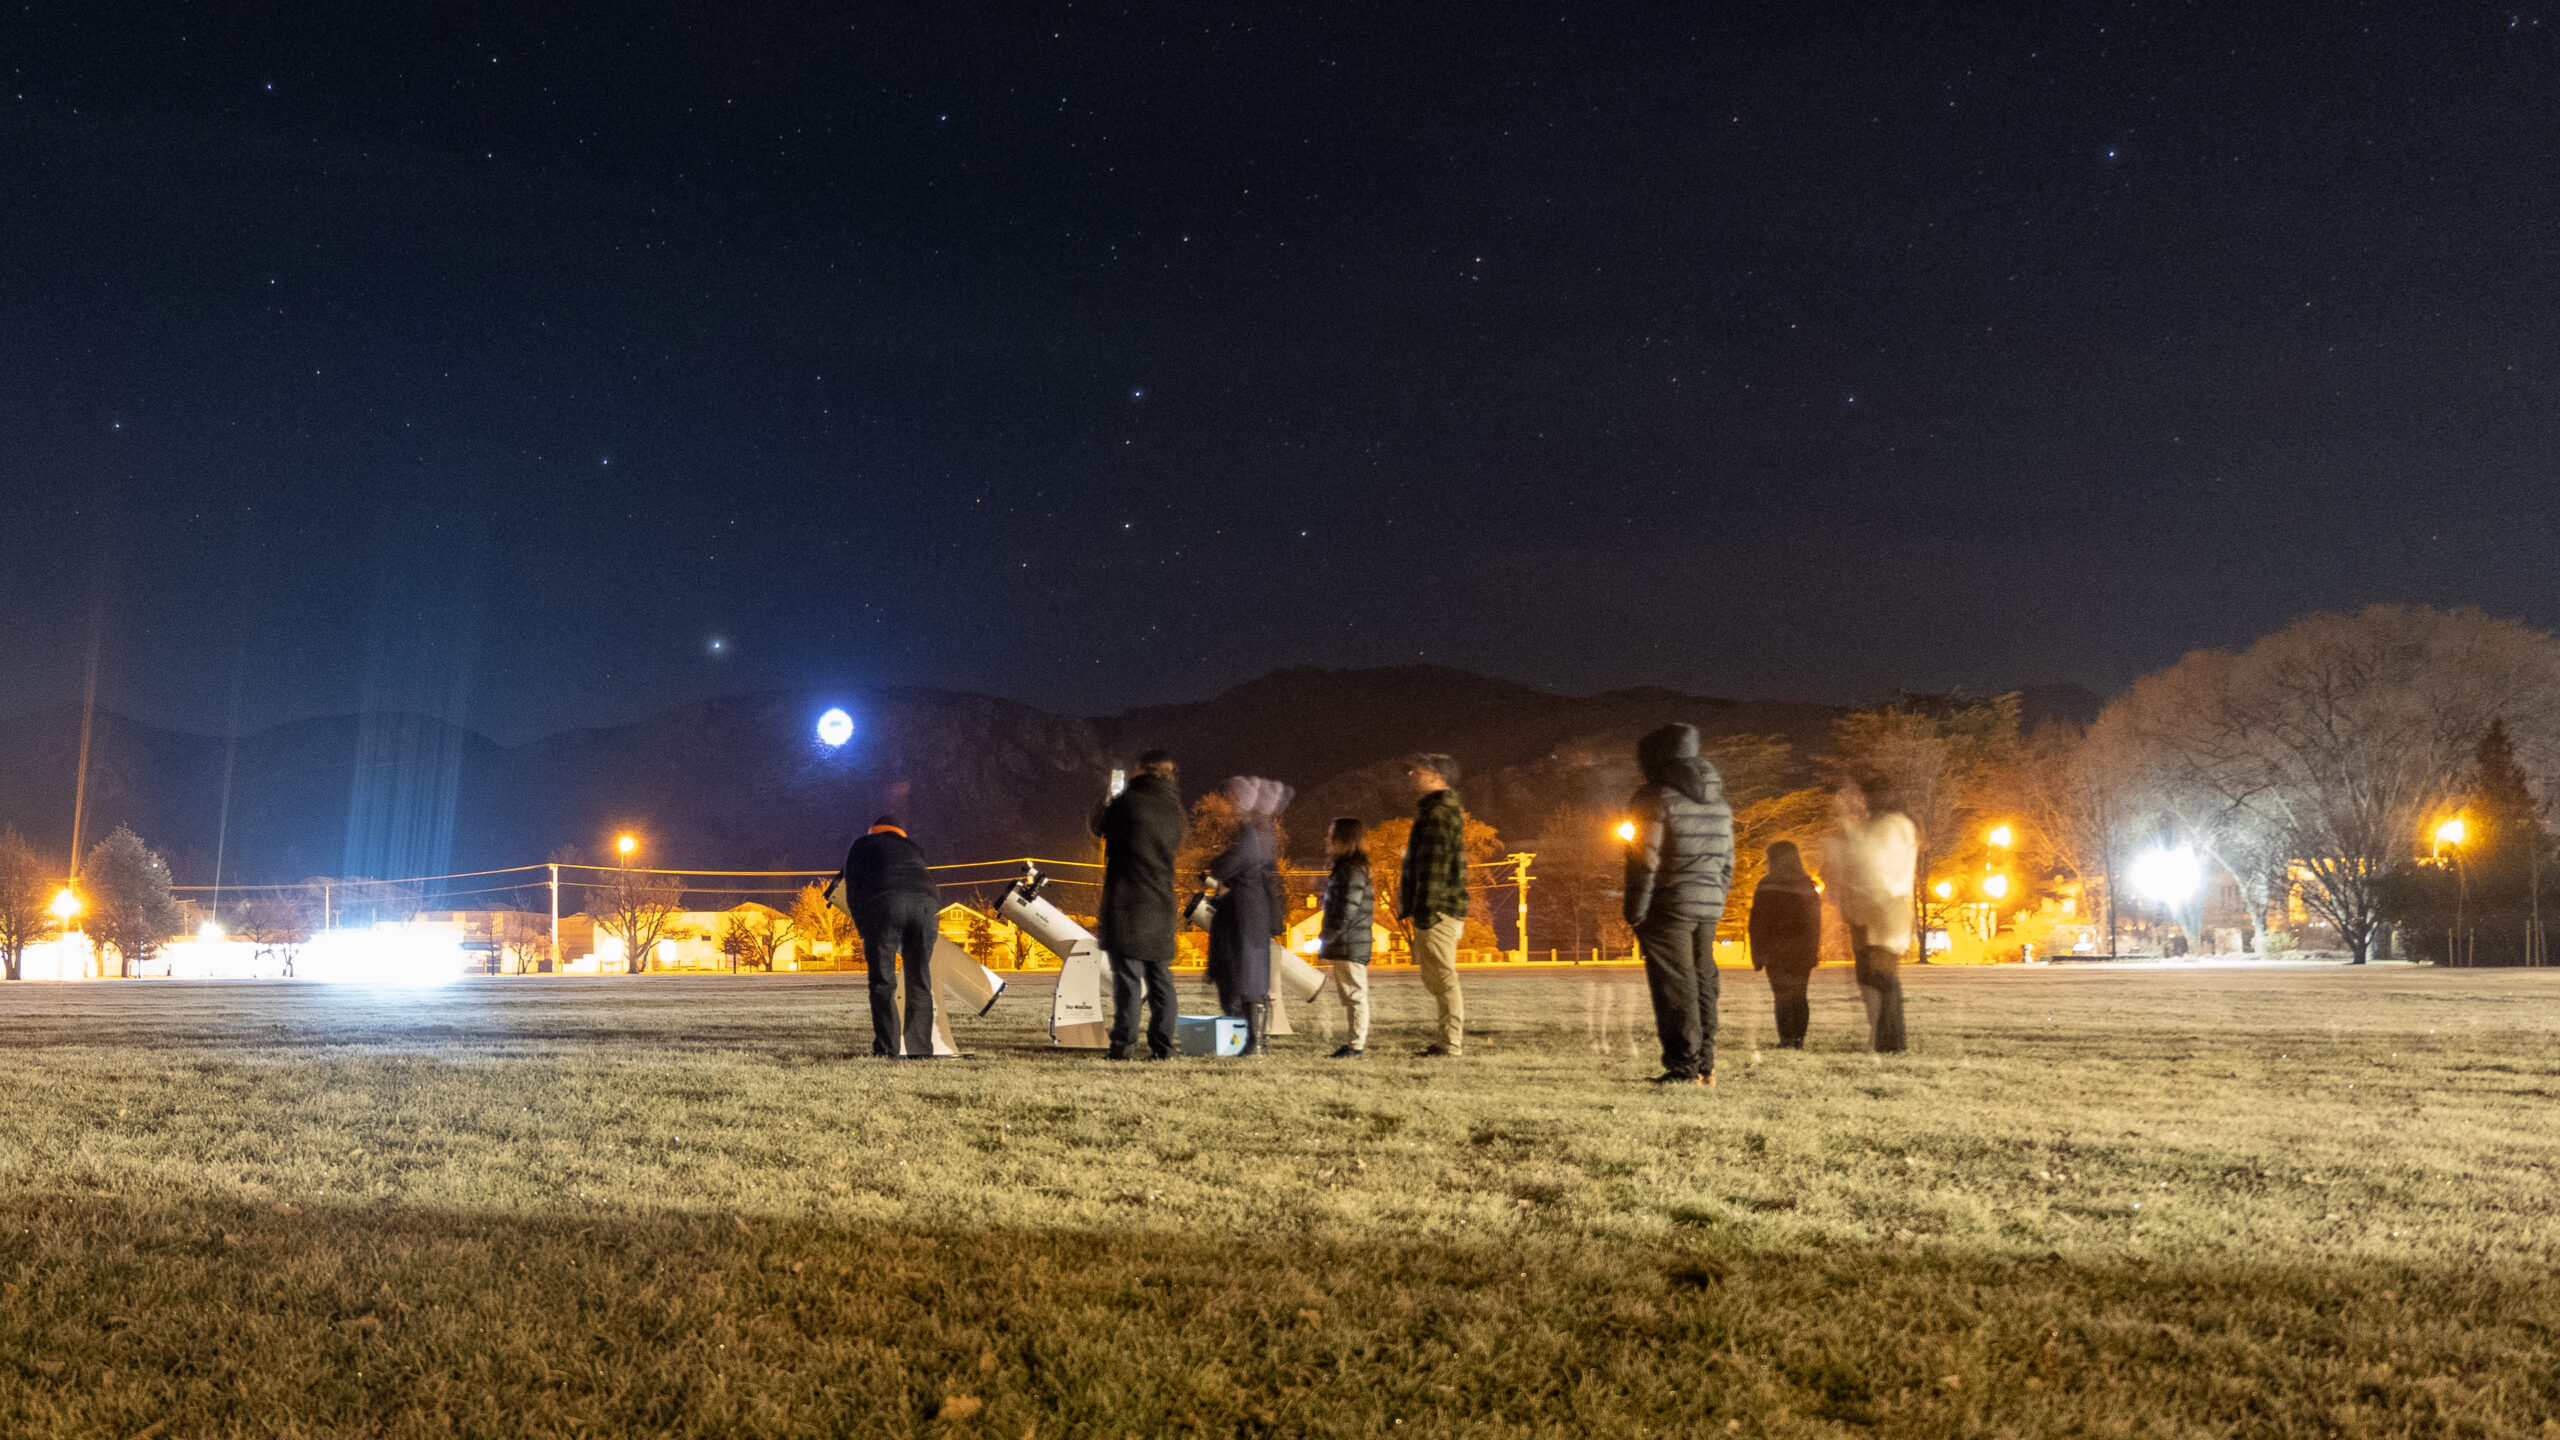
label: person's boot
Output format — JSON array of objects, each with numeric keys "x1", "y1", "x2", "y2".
[{"x1": 1243, "y1": 1003, "x2": 1269, "y2": 1056}]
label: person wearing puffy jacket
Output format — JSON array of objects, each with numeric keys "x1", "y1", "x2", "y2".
[
  {"x1": 1318, "y1": 817, "x2": 1375, "y2": 1058},
  {"x1": 1623, "y1": 723, "x2": 1735, "y2": 1085}
]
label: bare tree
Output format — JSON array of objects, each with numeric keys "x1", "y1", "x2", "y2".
[
  {"x1": 1828, "y1": 695, "x2": 2021, "y2": 950},
  {"x1": 0, "y1": 828, "x2": 61, "y2": 981},
  {"x1": 234, "y1": 888, "x2": 314, "y2": 973},
  {"x1": 590, "y1": 866, "x2": 687, "y2": 973},
  {"x1": 2107, "y1": 606, "x2": 2560, "y2": 963}
]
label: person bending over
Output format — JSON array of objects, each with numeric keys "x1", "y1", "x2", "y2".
[{"x1": 844, "y1": 815, "x2": 941, "y2": 1058}]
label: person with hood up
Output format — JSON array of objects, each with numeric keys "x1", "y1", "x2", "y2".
[
  {"x1": 842, "y1": 814, "x2": 941, "y2": 1058},
  {"x1": 1819, "y1": 785, "x2": 1916, "y2": 1053},
  {"x1": 1622, "y1": 724, "x2": 1735, "y2": 1085},
  {"x1": 1206, "y1": 776, "x2": 1288, "y2": 1055},
  {"x1": 1746, "y1": 840, "x2": 1823, "y2": 1048},
  {"x1": 1397, "y1": 754, "x2": 1472, "y2": 1056},
  {"x1": 1091, "y1": 750, "x2": 1186, "y2": 1060}
]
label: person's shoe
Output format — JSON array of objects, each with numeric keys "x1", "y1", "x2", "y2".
[
  {"x1": 1418, "y1": 1043, "x2": 1454, "y2": 1057},
  {"x1": 1702, "y1": 1071, "x2": 1717, "y2": 1086},
  {"x1": 1329, "y1": 1045, "x2": 1365, "y2": 1059},
  {"x1": 1105, "y1": 1049, "x2": 1138, "y2": 1061},
  {"x1": 1649, "y1": 1072, "x2": 1700, "y2": 1085}
]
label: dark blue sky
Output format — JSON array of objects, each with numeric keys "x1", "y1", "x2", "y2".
[{"x1": 6, "y1": 3, "x2": 2557, "y2": 741}]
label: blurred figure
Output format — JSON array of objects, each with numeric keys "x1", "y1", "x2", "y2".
[
  {"x1": 1207, "y1": 776, "x2": 1287, "y2": 1054},
  {"x1": 1746, "y1": 840, "x2": 1823, "y2": 1048},
  {"x1": 1091, "y1": 750, "x2": 1185, "y2": 1060},
  {"x1": 1397, "y1": 753, "x2": 1471, "y2": 1057},
  {"x1": 843, "y1": 814, "x2": 940, "y2": 1058},
  {"x1": 1821, "y1": 786, "x2": 1916, "y2": 1053},
  {"x1": 1318, "y1": 816, "x2": 1375, "y2": 1058},
  {"x1": 1623, "y1": 724, "x2": 1734, "y2": 1086}
]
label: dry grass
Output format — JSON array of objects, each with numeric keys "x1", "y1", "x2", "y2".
[{"x1": 1, "y1": 962, "x2": 2557, "y2": 1437}]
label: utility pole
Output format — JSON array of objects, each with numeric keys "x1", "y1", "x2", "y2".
[
  {"x1": 549, "y1": 863, "x2": 561, "y2": 970},
  {"x1": 1507, "y1": 852, "x2": 1534, "y2": 965}
]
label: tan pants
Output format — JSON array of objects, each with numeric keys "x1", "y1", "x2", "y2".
[
  {"x1": 1413, "y1": 916, "x2": 1465, "y2": 1052},
  {"x1": 1332, "y1": 959, "x2": 1371, "y2": 1049}
]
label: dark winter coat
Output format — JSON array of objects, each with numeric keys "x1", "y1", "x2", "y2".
[
  {"x1": 1746, "y1": 866, "x2": 1823, "y2": 977},
  {"x1": 844, "y1": 828, "x2": 938, "y2": 923},
  {"x1": 1090, "y1": 772, "x2": 1185, "y2": 961},
  {"x1": 1623, "y1": 724, "x2": 1736, "y2": 928},
  {"x1": 1398, "y1": 789, "x2": 1471, "y2": 926},
  {"x1": 1319, "y1": 856, "x2": 1374, "y2": 964},
  {"x1": 1206, "y1": 817, "x2": 1280, "y2": 997}
]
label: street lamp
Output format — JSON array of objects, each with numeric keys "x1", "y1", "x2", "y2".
[
  {"x1": 1982, "y1": 872, "x2": 2010, "y2": 900},
  {"x1": 1987, "y1": 823, "x2": 2014, "y2": 850},
  {"x1": 617, "y1": 834, "x2": 638, "y2": 861},
  {"x1": 1614, "y1": 820, "x2": 1636, "y2": 843},
  {"x1": 50, "y1": 887, "x2": 80, "y2": 923},
  {"x1": 2434, "y1": 817, "x2": 2469, "y2": 966}
]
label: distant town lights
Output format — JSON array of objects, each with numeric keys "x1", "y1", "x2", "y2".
[{"x1": 817, "y1": 708, "x2": 855, "y2": 747}]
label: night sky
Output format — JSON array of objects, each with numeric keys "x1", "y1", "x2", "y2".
[{"x1": 7, "y1": 4, "x2": 2557, "y2": 742}]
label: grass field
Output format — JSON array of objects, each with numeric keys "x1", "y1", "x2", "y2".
[{"x1": 1, "y1": 961, "x2": 2557, "y2": 1438}]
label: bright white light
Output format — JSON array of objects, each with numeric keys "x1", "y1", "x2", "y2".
[
  {"x1": 816, "y1": 708, "x2": 854, "y2": 747},
  {"x1": 296, "y1": 923, "x2": 467, "y2": 987},
  {"x1": 2130, "y1": 847, "x2": 2202, "y2": 903},
  {"x1": 199, "y1": 921, "x2": 224, "y2": 943}
]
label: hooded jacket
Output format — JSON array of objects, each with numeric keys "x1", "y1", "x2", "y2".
[
  {"x1": 1623, "y1": 724, "x2": 1736, "y2": 928},
  {"x1": 1746, "y1": 845, "x2": 1823, "y2": 976},
  {"x1": 1206, "y1": 815, "x2": 1279, "y2": 997},
  {"x1": 844, "y1": 826, "x2": 937, "y2": 917},
  {"x1": 1091, "y1": 771, "x2": 1185, "y2": 962}
]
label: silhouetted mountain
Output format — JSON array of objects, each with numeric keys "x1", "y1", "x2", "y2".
[{"x1": 0, "y1": 666, "x2": 1866, "y2": 894}]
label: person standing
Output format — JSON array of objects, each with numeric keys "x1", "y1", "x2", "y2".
[
  {"x1": 1398, "y1": 754, "x2": 1471, "y2": 1057},
  {"x1": 1623, "y1": 724, "x2": 1734, "y2": 1085},
  {"x1": 1206, "y1": 777, "x2": 1281, "y2": 1054},
  {"x1": 843, "y1": 815, "x2": 941, "y2": 1058},
  {"x1": 1091, "y1": 750, "x2": 1185, "y2": 1060},
  {"x1": 1318, "y1": 817, "x2": 1375, "y2": 1059},
  {"x1": 1821, "y1": 786, "x2": 1915, "y2": 1053},
  {"x1": 1746, "y1": 840, "x2": 1823, "y2": 1049}
]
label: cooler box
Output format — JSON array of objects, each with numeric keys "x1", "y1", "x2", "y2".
[{"x1": 1177, "y1": 1015, "x2": 1248, "y2": 1057}]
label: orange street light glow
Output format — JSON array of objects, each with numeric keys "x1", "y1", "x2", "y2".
[
  {"x1": 1932, "y1": 879, "x2": 1954, "y2": 899},
  {"x1": 1987, "y1": 823, "x2": 2014, "y2": 848},
  {"x1": 617, "y1": 834, "x2": 638, "y2": 857},
  {"x1": 1614, "y1": 820, "x2": 1636, "y2": 843},
  {"x1": 50, "y1": 888, "x2": 80, "y2": 920},
  {"x1": 1983, "y1": 872, "x2": 2011, "y2": 899},
  {"x1": 2435, "y1": 817, "x2": 2466, "y2": 846}
]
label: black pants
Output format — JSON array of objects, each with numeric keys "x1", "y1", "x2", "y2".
[
  {"x1": 857, "y1": 892, "x2": 939, "y2": 1057},
  {"x1": 1110, "y1": 951, "x2": 1178, "y2": 1059},
  {"x1": 1849, "y1": 927, "x2": 1906, "y2": 1053},
  {"x1": 1767, "y1": 967, "x2": 1812, "y2": 1048},
  {"x1": 1636, "y1": 917, "x2": 1719, "y2": 1079}
]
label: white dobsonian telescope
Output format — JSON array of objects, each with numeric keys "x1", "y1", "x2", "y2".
[
  {"x1": 996, "y1": 864, "x2": 1114, "y2": 1048},
  {"x1": 1183, "y1": 885, "x2": 1330, "y2": 1036},
  {"x1": 824, "y1": 873, "x2": 1009, "y2": 1056}
]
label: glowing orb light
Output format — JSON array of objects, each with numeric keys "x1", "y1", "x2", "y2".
[
  {"x1": 1614, "y1": 820, "x2": 1636, "y2": 843},
  {"x1": 816, "y1": 707, "x2": 855, "y2": 747},
  {"x1": 2130, "y1": 847, "x2": 2202, "y2": 903}
]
